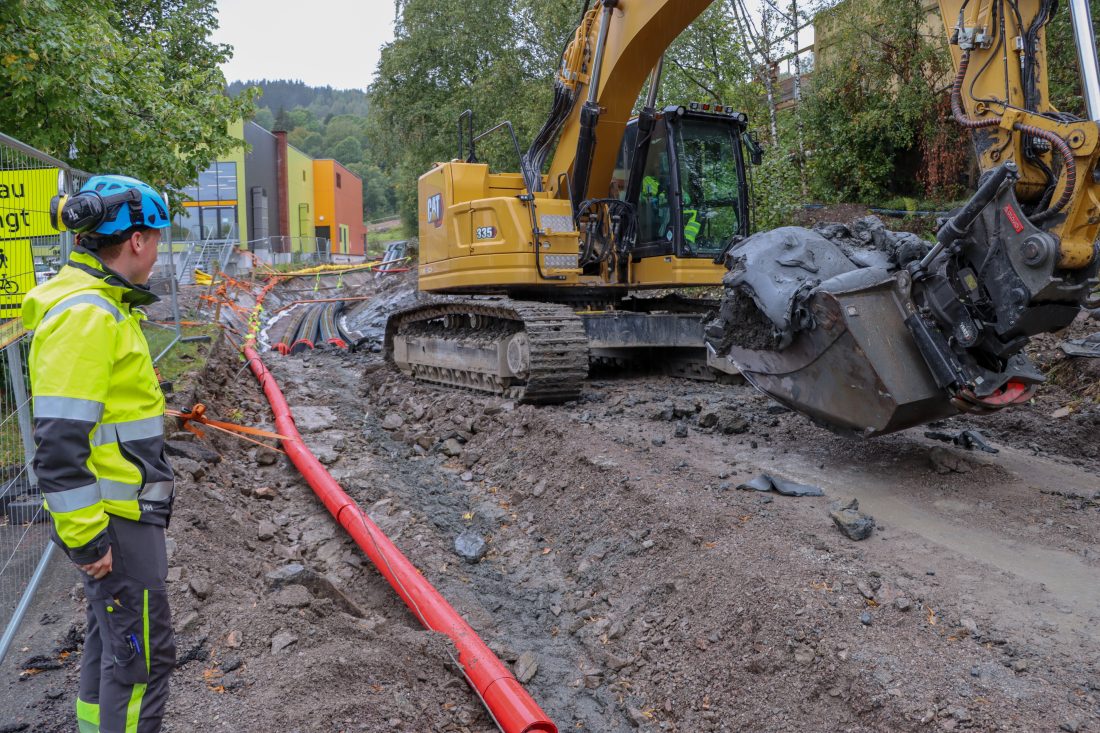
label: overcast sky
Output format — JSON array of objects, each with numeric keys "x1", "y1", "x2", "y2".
[
  {"x1": 213, "y1": 0, "x2": 397, "y2": 90},
  {"x1": 213, "y1": 1, "x2": 813, "y2": 91}
]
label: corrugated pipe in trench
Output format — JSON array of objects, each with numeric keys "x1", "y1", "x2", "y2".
[{"x1": 241, "y1": 341, "x2": 557, "y2": 733}]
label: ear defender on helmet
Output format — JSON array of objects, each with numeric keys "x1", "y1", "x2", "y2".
[{"x1": 49, "y1": 175, "x2": 170, "y2": 236}]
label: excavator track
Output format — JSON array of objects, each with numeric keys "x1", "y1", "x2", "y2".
[{"x1": 385, "y1": 298, "x2": 589, "y2": 404}]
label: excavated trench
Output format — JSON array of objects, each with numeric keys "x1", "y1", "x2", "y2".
[{"x1": 4, "y1": 265, "x2": 1099, "y2": 732}]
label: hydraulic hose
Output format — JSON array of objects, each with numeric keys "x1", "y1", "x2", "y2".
[
  {"x1": 951, "y1": 52, "x2": 1077, "y2": 217},
  {"x1": 240, "y1": 281, "x2": 557, "y2": 733},
  {"x1": 951, "y1": 53, "x2": 1000, "y2": 130}
]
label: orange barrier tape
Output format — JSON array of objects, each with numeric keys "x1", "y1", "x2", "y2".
[{"x1": 166, "y1": 403, "x2": 293, "y2": 453}]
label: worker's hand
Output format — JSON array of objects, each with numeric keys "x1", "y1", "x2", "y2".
[{"x1": 79, "y1": 547, "x2": 113, "y2": 580}]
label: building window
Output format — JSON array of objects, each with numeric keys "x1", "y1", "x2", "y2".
[
  {"x1": 174, "y1": 160, "x2": 240, "y2": 242},
  {"x1": 185, "y1": 161, "x2": 238, "y2": 204},
  {"x1": 336, "y1": 173, "x2": 342, "y2": 189},
  {"x1": 216, "y1": 161, "x2": 238, "y2": 201}
]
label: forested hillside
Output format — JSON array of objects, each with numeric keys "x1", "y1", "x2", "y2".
[{"x1": 229, "y1": 79, "x2": 397, "y2": 220}]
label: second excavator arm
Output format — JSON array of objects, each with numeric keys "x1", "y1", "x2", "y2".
[{"x1": 706, "y1": 0, "x2": 1099, "y2": 436}]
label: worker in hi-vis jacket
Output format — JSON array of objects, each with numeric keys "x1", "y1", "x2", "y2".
[{"x1": 25, "y1": 174, "x2": 176, "y2": 733}]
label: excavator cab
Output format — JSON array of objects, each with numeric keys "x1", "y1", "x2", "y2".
[{"x1": 617, "y1": 104, "x2": 753, "y2": 262}]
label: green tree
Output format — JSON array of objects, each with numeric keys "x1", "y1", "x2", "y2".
[
  {"x1": 802, "y1": 0, "x2": 951, "y2": 202},
  {"x1": 368, "y1": 0, "x2": 575, "y2": 228},
  {"x1": 322, "y1": 114, "x2": 368, "y2": 151},
  {"x1": 288, "y1": 129, "x2": 323, "y2": 156},
  {"x1": 0, "y1": 0, "x2": 255, "y2": 199},
  {"x1": 253, "y1": 107, "x2": 276, "y2": 130},
  {"x1": 330, "y1": 136, "x2": 364, "y2": 165}
]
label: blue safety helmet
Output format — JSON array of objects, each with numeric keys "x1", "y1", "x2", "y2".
[{"x1": 51, "y1": 174, "x2": 170, "y2": 237}]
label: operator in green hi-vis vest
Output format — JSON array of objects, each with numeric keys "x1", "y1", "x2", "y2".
[
  {"x1": 641, "y1": 174, "x2": 700, "y2": 244},
  {"x1": 24, "y1": 175, "x2": 176, "y2": 733}
]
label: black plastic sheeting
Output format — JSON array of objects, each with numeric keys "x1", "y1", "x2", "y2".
[{"x1": 276, "y1": 301, "x2": 365, "y2": 355}]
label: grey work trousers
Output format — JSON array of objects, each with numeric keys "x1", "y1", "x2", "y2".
[{"x1": 77, "y1": 516, "x2": 175, "y2": 733}]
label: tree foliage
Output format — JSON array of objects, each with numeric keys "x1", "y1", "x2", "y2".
[
  {"x1": 802, "y1": 0, "x2": 953, "y2": 202},
  {"x1": 0, "y1": 0, "x2": 255, "y2": 199},
  {"x1": 1046, "y1": 0, "x2": 1100, "y2": 115},
  {"x1": 367, "y1": 0, "x2": 577, "y2": 229}
]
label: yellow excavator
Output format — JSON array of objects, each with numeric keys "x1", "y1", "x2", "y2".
[
  {"x1": 386, "y1": 1, "x2": 759, "y2": 402},
  {"x1": 387, "y1": 0, "x2": 1100, "y2": 437}
]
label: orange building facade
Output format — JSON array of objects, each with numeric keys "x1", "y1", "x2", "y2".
[{"x1": 313, "y1": 160, "x2": 365, "y2": 256}]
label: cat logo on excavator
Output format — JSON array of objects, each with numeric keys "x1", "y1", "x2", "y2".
[{"x1": 426, "y1": 193, "x2": 443, "y2": 228}]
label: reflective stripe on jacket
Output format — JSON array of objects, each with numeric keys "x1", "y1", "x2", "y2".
[
  {"x1": 683, "y1": 209, "x2": 701, "y2": 244},
  {"x1": 22, "y1": 248, "x2": 174, "y2": 564}
]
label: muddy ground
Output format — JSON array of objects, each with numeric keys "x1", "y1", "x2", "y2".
[{"x1": 2, "y1": 261, "x2": 1099, "y2": 733}]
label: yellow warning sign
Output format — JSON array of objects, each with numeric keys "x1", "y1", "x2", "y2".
[
  {"x1": 0, "y1": 168, "x2": 61, "y2": 241},
  {"x1": 0, "y1": 239, "x2": 36, "y2": 320}
]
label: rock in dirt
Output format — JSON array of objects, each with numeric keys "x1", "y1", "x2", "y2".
[
  {"x1": 514, "y1": 651, "x2": 539, "y2": 683},
  {"x1": 382, "y1": 413, "x2": 404, "y2": 431},
  {"x1": 829, "y1": 498, "x2": 875, "y2": 541},
  {"x1": 264, "y1": 563, "x2": 364, "y2": 617},
  {"x1": 894, "y1": 597, "x2": 912, "y2": 612},
  {"x1": 270, "y1": 631, "x2": 298, "y2": 654},
  {"x1": 257, "y1": 520, "x2": 277, "y2": 541},
  {"x1": 272, "y1": 584, "x2": 312, "y2": 609},
  {"x1": 673, "y1": 423, "x2": 689, "y2": 439},
  {"x1": 164, "y1": 440, "x2": 221, "y2": 465},
  {"x1": 929, "y1": 447, "x2": 980, "y2": 474},
  {"x1": 441, "y1": 438, "x2": 464, "y2": 457},
  {"x1": 738, "y1": 473, "x2": 824, "y2": 497},
  {"x1": 860, "y1": 610, "x2": 873, "y2": 626},
  {"x1": 255, "y1": 449, "x2": 278, "y2": 466},
  {"x1": 717, "y1": 408, "x2": 750, "y2": 434},
  {"x1": 289, "y1": 405, "x2": 337, "y2": 432},
  {"x1": 698, "y1": 409, "x2": 719, "y2": 428},
  {"x1": 454, "y1": 531, "x2": 488, "y2": 563},
  {"x1": 188, "y1": 577, "x2": 212, "y2": 600},
  {"x1": 175, "y1": 611, "x2": 199, "y2": 633},
  {"x1": 253, "y1": 486, "x2": 279, "y2": 500}
]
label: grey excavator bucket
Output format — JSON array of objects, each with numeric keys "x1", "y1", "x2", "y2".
[
  {"x1": 706, "y1": 224, "x2": 957, "y2": 437},
  {"x1": 708, "y1": 265, "x2": 957, "y2": 437}
]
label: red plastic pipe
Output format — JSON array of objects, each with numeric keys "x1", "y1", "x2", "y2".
[{"x1": 243, "y1": 344, "x2": 557, "y2": 733}]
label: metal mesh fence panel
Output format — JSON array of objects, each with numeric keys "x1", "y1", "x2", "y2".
[
  {"x1": 0, "y1": 133, "x2": 121, "y2": 663},
  {"x1": 0, "y1": 334, "x2": 46, "y2": 650}
]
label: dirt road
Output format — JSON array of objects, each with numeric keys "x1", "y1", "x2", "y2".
[{"x1": 3, "y1": 272, "x2": 1097, "y2": 732}]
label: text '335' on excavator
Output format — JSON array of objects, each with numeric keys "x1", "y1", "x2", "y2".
[{"x1": 386, "y1": 0, "x2": 1099, "y2": 438}]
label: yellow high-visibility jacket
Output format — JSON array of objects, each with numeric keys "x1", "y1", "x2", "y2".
[{"x1": 22, "y1": 248, "x2": 174, "y2": 564}]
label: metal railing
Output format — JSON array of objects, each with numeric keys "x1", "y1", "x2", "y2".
[
  {"x1": 262, "y1": 236, "x2": 333, "y2": 265},
  {"x1": 171, "y1": 238, "x2": 241, "y2": 285}
]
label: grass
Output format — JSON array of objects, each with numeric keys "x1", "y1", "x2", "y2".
[
  {"x1": 366, "y1": 224, "x2": 409, "y2": 256},
  {"x1": 142, "y1": 323, "x2": 221, "y2": 385},
  {"x1": 871, "y1": 196, "x2": 970, "y2": 214}
]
